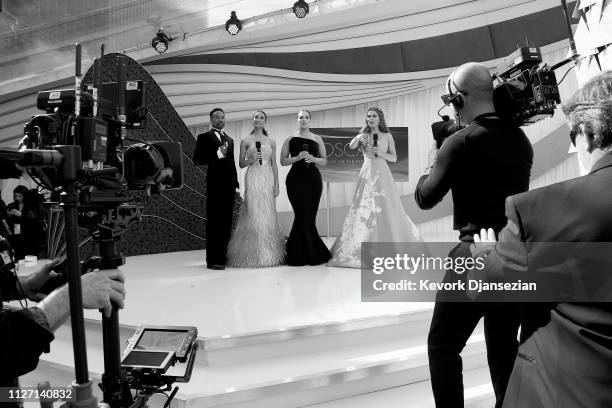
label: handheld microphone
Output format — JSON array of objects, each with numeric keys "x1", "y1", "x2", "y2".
[
  {"x1": 255, "y1": 141, "x2": 262, "y2": 165},
  {"x1": 373, "y1": 134, "x2": 378, "y2": 157},
  {"x1": 302, "y1": 143, "x2": 310, "y2": 168}
]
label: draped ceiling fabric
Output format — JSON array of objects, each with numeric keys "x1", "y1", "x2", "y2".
[{"x1": 0, "y1": 0, "x2": 583, "y2": 241}]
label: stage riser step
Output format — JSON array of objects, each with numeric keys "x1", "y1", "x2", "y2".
[
  {"x1": 25, "y1": 340, "x2": 487, "y2": 408},
  {"x1": 301, "y1": 366, "x2": 495, "y2": 408},
  {"x1": 173, "y1": 352, "x2": 487, "y2": 408},
  {"x1": 169, "y1": 344, "x2": 487, "y2": 408},
  {"x1": 52, "y1": 311, "x2": 438, "y2": 370},
  {"x1": 205, "y1": 318, "x2": 433, "y2": 366},
  {"x1": 20, "y1": 363, "x2": 494, "y2": 408},
  {"x1": 30, "y1": 312, "x2": 489, "y2": 408}
]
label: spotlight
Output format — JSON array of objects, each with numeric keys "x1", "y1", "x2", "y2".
[
  {"x1": 293, "y1": 0, "x2": 309, "y2": 18},
  {"x1": 151, "y1": 29, "x2": 171, "y2": 54},
  {"x1": 225, "y1": 11, "x2": 242, "y2": 35}
]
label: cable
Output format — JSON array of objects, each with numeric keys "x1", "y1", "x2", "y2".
[
  {"x1": 141, "y1": 215, "x2": 205, "y2": 241},
  {"x1": 15, "y1": 270, "x2": 28, "y2": 309},
  {"x1": 124, "y1": 137, "x2": 156, "y2": 148},
  {"x1": 183, "y1": 183, "x2": 206, "y2": 199},
  {"x1": 437, "y1": 104, "x2": 447, "y2": 118},
  {"x1": 557, "y1": 65, "x2": 576, "y2": 86},
  {"x1": 146, "y1": 112, "x2": 206, "y2": 176},
  {"x1": 159, "y1": 193, "x2": 206, "y2": 221}
]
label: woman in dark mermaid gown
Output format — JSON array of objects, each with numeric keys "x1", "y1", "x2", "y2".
[{"x1": 280, "y1": 109, "x2": 331, "y2": 266}]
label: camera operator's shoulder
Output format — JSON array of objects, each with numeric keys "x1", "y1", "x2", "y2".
[{"x1": 443, "y1": 125, "x2": 475, "y2": 150}]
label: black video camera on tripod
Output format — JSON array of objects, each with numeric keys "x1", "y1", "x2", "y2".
[{"x1": 0, "y1": 44, "x2": 195, "y2": 408}]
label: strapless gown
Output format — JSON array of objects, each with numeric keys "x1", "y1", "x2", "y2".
[{"x1": 285, "y1": 137, "x2": 331, "y2": 266}]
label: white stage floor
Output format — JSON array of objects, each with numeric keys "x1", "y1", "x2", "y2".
[{"x1": 77, "y1": 249, "x2": 431, "y2": 339}]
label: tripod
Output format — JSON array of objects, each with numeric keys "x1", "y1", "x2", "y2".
[{"x1": 80, "y1": 204, "x2": 142, "y2": 408}]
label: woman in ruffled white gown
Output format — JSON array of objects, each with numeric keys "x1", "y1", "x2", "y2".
[
  {"x1": 327, "y1": 107, "x2": 423, "y2": 268},
  {"x1": 227, "y1": 111, "x2": 286, "y2": 267}
]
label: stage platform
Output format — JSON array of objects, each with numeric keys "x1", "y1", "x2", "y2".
[
  {"x1": 18, "y1": 249, "x2": 493, "y2": 408},
  {"x1": 81, "y1": 248, "x2": 430, "y2": 339}
]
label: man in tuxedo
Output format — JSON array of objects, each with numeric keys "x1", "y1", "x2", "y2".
[
  {"x1": 415, "y1": 62, "x2": 533, "y2": 408},
  {"x1": 193, "y1": 108, "x2": 238, "y2": 270},
  {"x1": 470, "y1": 70, "x2": 612, "y2": 408}
]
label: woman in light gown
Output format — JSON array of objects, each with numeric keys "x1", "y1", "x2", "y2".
[
  {"x1": 327, "y1": 107, "x2": 423, "y2": 268},
  {"x1": 226, "y1": 110, "x2": 286, "y2": 267}
]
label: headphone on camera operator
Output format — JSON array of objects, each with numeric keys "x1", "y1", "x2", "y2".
[{"x1": 445, "y1": 70, "x2": 502, "y2": 130}]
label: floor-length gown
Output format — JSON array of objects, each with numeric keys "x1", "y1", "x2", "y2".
[
  {"x1": 285, "y1": 137, "x2": 331, "y2": 266},
  {"x1": 328, "y1": 132, "x2": 422, "y2": 268},
  {"x1": 227, "y1": 144, "x2": 286, "y2": 267}
]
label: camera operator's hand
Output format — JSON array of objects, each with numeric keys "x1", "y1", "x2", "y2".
[
  {"x1": 20, "y1": 258, "x2": 62, "y2": 301},
  {"x1": 81, "y1": 269, "x2": 126, "y2": 318},
  {"x1": 36, "y1": 268, "x2": 126, "y2": 332},
  {"x1": 470, "y1": 228, "x2": 496, "y2": 258}
]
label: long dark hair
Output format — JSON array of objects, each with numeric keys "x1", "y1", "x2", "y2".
[
  {"x1": 13, "y1": 185, "x2": 30, "y2": 204},
  {"x1": 12, "y1": 185, "x2": 38, "y2": 215},
  {"x1": 360, "y1": 107, "x2": 390, "y2": 134},
  {"x1": 250, "y1": 110, "x2": 269, "y2": 136}
]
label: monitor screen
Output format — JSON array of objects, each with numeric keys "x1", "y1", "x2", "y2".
[
  {"x1": 123, "y1": 350, "x2": 170, "y2": 367},
  {"x1": 135, "y1": 329, "x2": 188, "y2": 351}
]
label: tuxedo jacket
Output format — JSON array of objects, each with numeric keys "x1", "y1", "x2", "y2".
[
  {"x1": 193, "y1": 129, "x2": 238, "y2": 190},
  {"x1": 471, "y1": 151, "x2": 612, "y2": 408}
]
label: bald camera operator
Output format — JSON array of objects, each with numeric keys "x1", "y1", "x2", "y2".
[
  {"x1": 0, "y1": 255, "x2": 126, "y2": 394},
  {"x1": 414, "y1": 62, "x2": 533, "y2": 408}
]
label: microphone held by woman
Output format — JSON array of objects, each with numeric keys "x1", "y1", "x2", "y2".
[
  {"x1": 302, "y1": 143, "x2": 310, "y2": 168},
  {"x1": 255, "y1": 141, "x2": 262, "y2": 165}
]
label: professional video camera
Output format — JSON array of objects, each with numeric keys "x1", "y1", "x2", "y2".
[
  {"x1": 431, "y1": 45, "x2": 567, "y2": 146},
  {"x1": 492, "y1": 46, "x2": 561, "y2": 126},
  {"x1": 0, "y1": 44, "x2": 193, "y2": 408},
  {"x1": 431, "y1": 115, "x2": 461, "y2": 149},
  {"x1": 21, "y1": 77, "x2": 183, "y2": 195}
]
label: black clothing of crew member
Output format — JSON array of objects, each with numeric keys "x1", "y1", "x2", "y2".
[
  {"x1": 193, "y1": 128, "x2": 238, "y2": 267},
  {"x1": 415, "y1": 113, "x2": 533, "y2": 408},
  {"x1": 0, "y1": 270, "x2": 54, "y2": 396}
]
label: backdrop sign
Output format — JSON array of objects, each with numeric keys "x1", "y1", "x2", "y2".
[{"x1": 310, "y1": 127, "x2": 409, "y2": 182}]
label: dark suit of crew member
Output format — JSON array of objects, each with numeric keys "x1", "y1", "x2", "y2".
[
  {"x1": 414, "y1": 62, "x2": 533, "y2": 408},
  {"x1": 193, "y1": 108, "x2": 238, "y2": 270},
  {"x1": 470, "y1": 70, "x2": 612, "y2": 408}
]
